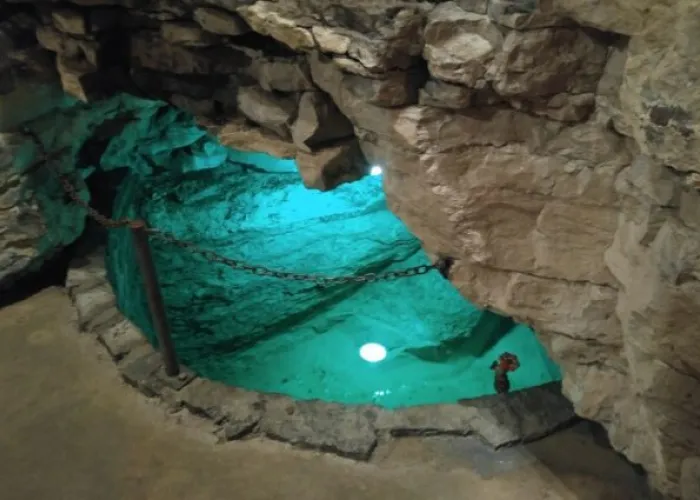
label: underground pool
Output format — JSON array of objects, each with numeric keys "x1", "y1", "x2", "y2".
[
  {"x1": 102, "y1": 124, "x2": 561, "y2": 408},
  {"x1": 18, "y1": 91, "x2": 561, "y2": 408}
]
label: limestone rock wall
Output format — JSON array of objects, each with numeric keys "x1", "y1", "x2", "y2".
[
  {"x1": 0, "y1": 5, "x2": 57, "y2": 97},
  {"x1": 0, "y1": 7, "x2": 75, "y2": 286},
  {"x1": 3, "y1": 0, "x2": 700, "y2": 497}
]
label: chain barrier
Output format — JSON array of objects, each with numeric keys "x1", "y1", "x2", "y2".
[
  {"x1": 145, "y1": 228, "x2": 435, "y2": 285},
  {"x1": 57, "y1": 171, "x2": 140, "y2": 229},
  {"x1": 28, "y1": 139, "x2": 436, "y2": 285}
]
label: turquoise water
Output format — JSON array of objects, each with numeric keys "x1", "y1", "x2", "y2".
[
  {"x1": 14, "y1": 90, "x2": 561, "y2": 408},
  {"x1": 106, "y1": 150, "x2": 561, "y2": 409}
]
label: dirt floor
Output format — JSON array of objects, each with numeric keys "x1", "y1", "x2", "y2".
[{"x1": 0, "y1": 288, "x2": 657, "y2": 500}]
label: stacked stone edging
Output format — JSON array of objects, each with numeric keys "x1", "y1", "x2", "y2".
[{"x1": 66, "y1": 247, "x2": 575, "y2": 461}]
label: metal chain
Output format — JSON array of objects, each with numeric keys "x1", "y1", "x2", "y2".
[
  {"x1": 55, "y1": 171, "x2": 141, "y2": 229},
  {"x1": 19, "y1": 129, "x2": 137, "y2": 229},
  {"x1": 32, "y1": 146, "x2": 435, "y2": 284},
  {"x1": 147, "y1": 228, "x2": 434, "y2": 285}
]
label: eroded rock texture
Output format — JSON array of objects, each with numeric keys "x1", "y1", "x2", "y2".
[{"x1": 2, "y1": 0, "x2": 700, "y2": 497}]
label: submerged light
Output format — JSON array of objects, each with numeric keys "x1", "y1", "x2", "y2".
[
  {"x1": 369, "y1": 165, "x2": 383, "y2": 176},
  {"x1": 359, "y1": 342, "x2": 387, "y2": 362}
]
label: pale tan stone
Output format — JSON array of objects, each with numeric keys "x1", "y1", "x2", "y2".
[
  {"x1": 291, "y1": 91, "x2": 353, "y2": 152},
  {"x1": 538, "y1": 0, "x2": 671, "y2": 35},
  {"x1": 247, "y1": 56, "x2": 314, "y2": 93},
  {"x1": 193, "y1": 7, "x2": 250, "y2": 36},
  {"x1": 618, "y1": 0, "x2": 700, "y2": 173},
  {"x1": 296, "y1": 140, "x2": 366, "y2": 191},
  {"x1": 237, "y1": 2, "x2": 315, "y2": 51},
  {"x1": 35, "y1": 25, "x2": 100, "y2": 67},
  {"x1": 236, "y1": 85, "x2": 298, "y2": 139},
  {"x1": 488, "y1": 0, "x2": 570, "y2": 29},
  {"x1": 488, "y1": 28, "x2": 608, "y2": 97},
  {"x1": 519, "y1": 93, "x2": 596, "y2": 122},
  {"x1": 344, "y1": 71, "x2": 422, "y2": 108},
  {"x1": 533, "y1": 201, "x2": 618, "y2": 284},
  {"x1": 200, "y1": 117, "x2": 297, "y2": 159},
  {"x1": 419, "y1": 80, "x2": 473, "y2": 109},
  {"x1": 52, "y1": 8, "x2": 87, "y2": 35},
  {"x1": 594, "y1": 44, "x2": 628, "y2": 131},
  {"x1": 423, "y1": 4, "x2": 503, "y2": 87},
  {"x1": 161, "y1": 22, "x2": 218, "y2": 47},
  {"x1": 56, "y1": 55, "x2": 102, "y2": 101},
  {"x1": 331, "y1": 56, "x2": 384, "y2": 78},
  {"x1": 311, "y1": 26, "x2": 350, "y2": 55}
]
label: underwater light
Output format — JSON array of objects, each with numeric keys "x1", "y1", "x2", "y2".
[
  {"x1": 359, "y1": 343, "x2": 387, "y2": 363},
  {"x1": 369, "y1": 165, "x2": 383, "y2": 176}
]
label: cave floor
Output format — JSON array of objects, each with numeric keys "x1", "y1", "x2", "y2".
[{"x1": 0, "y1": 288, "x2": 656, "y2": 500}]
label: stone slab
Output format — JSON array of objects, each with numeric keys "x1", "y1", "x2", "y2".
[
  {"x1": 155, "y1": 364, "x2": 197, "y2": 391},
  {"x1": 65, "y1": 249, "x2": 108, "y2": 292},
  {"x1": 119, "y1": 351, "x2": 165, "y2": 397},
  {"x1": 98, "y1": 319, "x2": 149, "y2": 361},
  {"x1": 375, "y1": 382, "x2": 574, "y2": 448},
  {"x1": 375, "y1": 404, "x2": 476, "y2": 437},
  {"x1": 180, "y1": 379, "x2": 263, "y2": 439},
  {"x1": 463, "y1": 382, "x2": 576, "y2": 447},
  {"x1": 260, "y1": 397, "x2": 378, "y2": 460}
]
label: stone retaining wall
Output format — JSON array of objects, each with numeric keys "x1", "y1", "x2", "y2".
[{"x1": 66, "y1": 247, "x2": 575, "y2": 460}]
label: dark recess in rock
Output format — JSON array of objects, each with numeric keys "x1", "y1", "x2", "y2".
[
  {"x1": 1, "y1": 8, "x2": 40, "y2": 52},
  {"x1": 581, "y1": 26, "x2": 628, "y2": 48},
  {"x1": 488, "y1": 0, "x2": 538, "y2": 15},
  {"x1": 649, "y1": 105, "x2": 693, "y2": 127},
  {"x1": 0, "y1": 245, "x2": 74, "y2": 308},
  {"x1": 229, "y1": 31, "x2": 299, "y2": 57},
  {"x1": 130, "y1": 67, "x2": 229, "y2": 100}
]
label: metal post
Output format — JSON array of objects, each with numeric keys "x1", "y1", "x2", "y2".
[{"x1": 130, "y1": 221, "x2": 180, "y2": 377}]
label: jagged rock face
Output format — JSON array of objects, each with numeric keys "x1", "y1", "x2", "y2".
[
  {"x1": 2, "y1": 0, "x2": 700, "y2": 497},
  {"x1": 0, "y1": 133, "x2": 52, "y2": 282}
]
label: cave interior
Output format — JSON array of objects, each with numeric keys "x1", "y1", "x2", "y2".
[
  {"x1": 6, "y1": 90, "x2": 562, "y2": 408},
  {"x1": 8, "y1": 0, "x2": 700, "y2": 496}
]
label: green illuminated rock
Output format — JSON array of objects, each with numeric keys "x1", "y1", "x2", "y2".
[
  {"x1": 1, "y1": 91, "x2": 232, "y2": 285},
  {"x1": 106, "y1": 132, "x2": 561, "y2": 408},
  {"x1": 2, "y1": 89, "x2": 561, "y2": 408}
]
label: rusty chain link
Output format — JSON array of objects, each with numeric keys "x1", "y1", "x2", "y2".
[
  {"x1": 28, "y1": 137, "x2": 435, "y2": 285},
  {"x1": 21, "y1": 128, "x2": 137, "y2": 229},
  {"x1": 146, "y1": 228, "x2": 435, "y2": 285},
  {"x1": 57, "y1": 171, "x2": 142, "y2": 229}
]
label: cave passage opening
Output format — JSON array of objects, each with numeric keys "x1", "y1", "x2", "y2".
[{"x1": 21, "y1": 91, "x2": 562, "y2": 408}]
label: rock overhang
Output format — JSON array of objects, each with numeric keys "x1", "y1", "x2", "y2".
[{"x1": 2, "y1": 0, "x2": 700, "y2": 497}]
